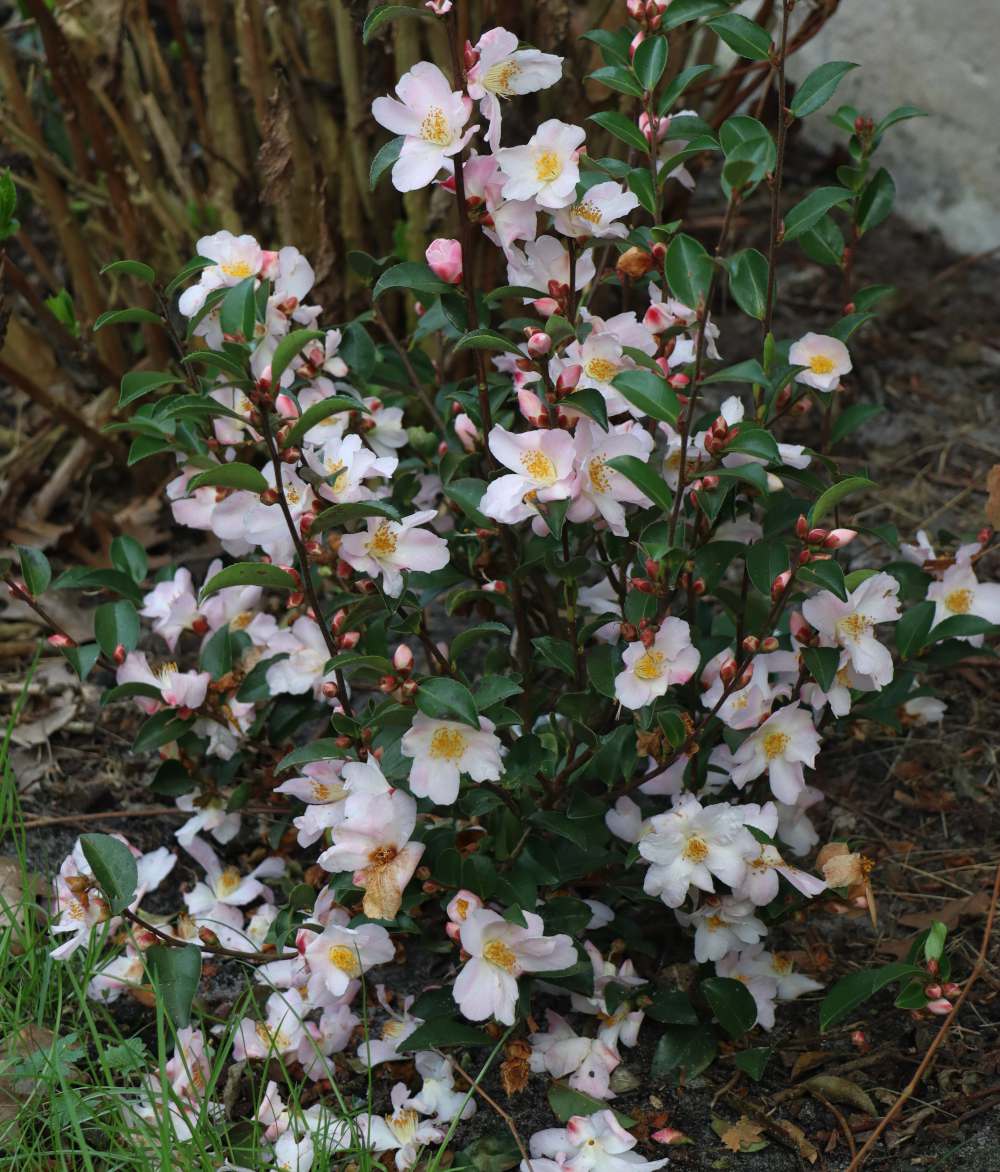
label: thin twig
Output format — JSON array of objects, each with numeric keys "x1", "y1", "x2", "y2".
[
  {"x1": 845, "y1": 861, "x2": 1000, "y2": 1172},
  {"x1": 122, "y1": 907, "x2": 297, "y2": 965}
]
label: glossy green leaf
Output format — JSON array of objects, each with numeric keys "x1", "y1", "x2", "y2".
[
  {"x1": 416, "y1": 677, "x2": 480, "y2": 728},
  {"x1": 219, "y1": 276, "x2": 257, "y2": 341},
  {"x1": 665, "y1": 233, "x2": 713, "y2": 310},
  {"x1": 145, "y1": 944, "x2": 202, "y2": 1028},
  {"x1": 708, "y1": 13, "x2": 772, "y2": 60},
  {"x1": 726, "y1": 249, "x2": 769, "y2": 320},
  {"x1": 633, "y1": 35, "x2": 668, "y2": 91},
  {"x1": 94, "y1": 600, "x2": 140, "y2": 657},
  {"x1": 269, "y1": 328, "x2": 325, "y2": 386},
  {"x1": 93, "y1": 307, "x2": 164, "y2": 331},
  {"x1": 15, "y1": 546, "x2": 51, "y2": 597},
  {"x1": 80, "y1": 833, "x2": 138, "y2": 915},
  {"x1": 611, "y1": 370, "x2": 679, "y2": 423},
  {"x1": 809, "y1": 475, "x2": 875, "y2": 525},
  {"x1": 187, "y1": 464, "x2": 268, "y2": 493},
  {"x1": 362, "y1": 3, "x2": 433, "y2": 44},
  {"x1": 856, "y1": 167, "x2": 895, "y2": 235},
  {"x1": 783, "y1": 187, "x2": 854, "y2": 242},
  {"x1": 589, "y1": 110, "x2": 650, "y2": 155},
  {"x1": 199, "y1": 562, "x2": 299, "y2": 601},
  {"x1": 790, "y1": 62, "x2": 858, "y2": 119},
  {"x1": 119, "y1": 370, "x2": 183, "y2": 408},
  {"x1": 820, "y1": 962, "x2": 924, "y2": 1030},
  {"x1": 606, "y1": 455, "x2": 673, "y2": 513},
  {"x1": 701, "y1": 976, "x2": 757, "y2": 1039},
  {"x1": 100, "y1": 259, "x2": 156, "y2": 284},
  {"x1": 373, "y1": 262, "x2": 450, "y2": 301},
  {"x1": 370, "y1": 135, "x2": 404, "y2": 189}
]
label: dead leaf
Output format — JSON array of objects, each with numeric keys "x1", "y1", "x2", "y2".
[
  {"x1": 790, "y1": 1050, "x2": 831, "y2": 1080},
  {"x1": 898, "y1": 889, "x2": 993, "y2": 931},
  {"x1": 10, "y1": 698, "x2": 78, "y2": 748},
  {"x1": 986, "y1": 464, "x2": 1000, "y2": 529},
  {"x1": 714, "y1": 1115, "x2": 768, "y2": 1153},
  {"x1": 0, "y1": 857, "x2": 45, "y2": 934},
  {"x1": 803, "y1": 1075, "x2": 877, "y2": 1117},
  {"x1": 780, "y1": 1119, "x2": 819, "y2": 1164}
]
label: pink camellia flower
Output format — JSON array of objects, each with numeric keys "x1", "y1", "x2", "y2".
[
  {"x1": 729, "y1": 703, "x2": 822, "y2": 804},
  {"x1": 177, "y1": 230, "x2": 263, "y2": 318},
  {"x1": 400, "y1": 712, "x2": 503, "y2": 805},
  {"x1": 566, "y1": 419, "x2": 655, "y2": 536},
  {"x1": 529, "y1": 1009, "x2": 621, "y2": 1100},
  {"x1": 497, "y1": 119, "x2": 586, "y2": 209},
  {"x1": 183, "y1": 836, "x2": 285, "y2": 917},
  {"x1": 454, "y1": 908, "x2": 576, "y2": 1025},
  {"x1": 445, "y1": 888, "x2": 484, "y2": 941},
  {"x1": 115, "y1": 651, "x2": 210, "y2": 714},
  {"x1": 265, "y1": 616, "x2": 340, "y2": 700},
  {"x1": 789, "y1": 331, "x2": 852, "y2": 391},
  {"x1": 802, "y1": 571, "x2": 901, "y2": 688},
  {"x1": 304, "y1": 920, "x2": 395, "y2": 1000},
  {"x1": 339, "y1": 510, "x2": 450, "y2": 597},
  {"x1": 454, "y1": 412, "x2": 479, "y2": 452},
  {"x1": 614, "y1": 618, "x2": 699, "y2": 710},
  {"x1": 425, "y1": 0, "x2": 451, "y2": 12},
  {"x1": 636, "y1": 794, "x2": 757, "y2": 909},
  {"x1": 505, "y1": 234, "x2": 596, "y2": 304},
  {"x1": 481, "y1": 425, "x2": 577, "y2": 526},
  {"x1": 466, "y1": 27, "x2": 562, "y2": 151},
  {"x1": 926, "y1": 559, "x2": 1000, "y2": 646},
  {"x1": 553, "y1": 181, "x2": 639, "y2": 240},
  {"x1": 425, "y1": 238, "x2": 463, "y2": 284},
  {"x1": 139, "y1": 568, "x2": 201, "y2": 651},
  {"x1": 372, "y1": 61, "x2": 476, "y2": 191},
  {"x1": 317, "y1": 788, "x2": 425, "y2": 922},
  {"x1": 357, "y1": 985, "x2": 424, "y2": 1068},
  {"x1": 523, "y1": 1111, "x2": 669, "y2": 1172}
]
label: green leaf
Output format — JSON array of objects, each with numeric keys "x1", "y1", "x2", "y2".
[
  {"x1": 565, "y1": 388, "x2": 610, "y2": 432},
  {"x1": 650, "y1": 1025, "x2": 717, "y2": 1081},
  {"x1": 611, "y1": 370, "x2": 679, "y2": 424},
  {"x1": 548, "y1": 1084, "x2": 636, "y2": 1128},
  {"x1": 444, "y1": 479, "x2": 490, "y2": 527},
  {"x1": 398, "y1": 1016, "x2": 493, "y2": 1051},
  {"x1": 362, "y1": 3, "x2": 433, "y2": 44},
  {"x1": 724, "y1": 426, "x2": 779, "y2": 462},
  {"x1": 895, "y1": 600, "x2": 934, "y2": 658},
  {"x1": 93, "y1": 307, "x2": 164, "y2": 331},
  {"x1": 533, "y1": 637, "x2": 577, "y2": 678},
  {"x1": 145, "y1": 945, "x2": 202, "y2": 1029},
  {"x1": 746, "y1": 540, "x2": 788, "y2": 595},
  {"x1": 286, "y1": 395, "x2": 365, "y2": 447},
  {"x1": 80, "y1": 833, "x2": 138, "y2": 916},
  {"x1": 450, "y1": 622, "x2": 511, "y2": 663},
  {"x1": 790, "y1": 62, "x2": 859, "y2": 119},
  {"x1": 627, "y1": 168, "x2": 657, "y2": 217},
  {"x1": 665, "y1": 233, "x2": 713, "y2": 310},
  {"x1": 277, "y1": 738, "x2": 350, "y2": 773},
  {"x1": 416, "y1": 677, "x2": 480, "y2": 728},
  {"x1": 645, "y1": 986, "x2": 699, "y2": 1025},
  {"x1": 164, "y1": 255, "x2": 215, "y2": 299},
  {"x1": 799, "y1": 215, "x2": 846, "y2": 268},
  {"x1": 802, "y1": 645, "x2": 841, "y2": 692},
  {"x1": 110, "y1": 535, "x2": 147, "y2": 583},
  {"x1": 454, "y1": 329, "x2": 523, "y2": 357},
  {"x1": 928, "y1": 615, "x2": 999, "y2": 642},
  {"x1": 370, "y1": 135, "x2": 404, "y2": 189},
  {"x1": 373, "y1": 262, "x2": 450, "y2": 301},
  {"x1": 588, "y1": 65, "x2": 645, "y2": 99},
  {"x1": 94, "y1": 600, "x2": 140, "y2": 657},
  {"x1": 830, "y1": 402, "x2": 883, "y2": 445},
  {"x1": 52, "y1": 566, "x2": 143, "y2": 605},
  {"x1": 119, "y1": 370, "x2": 183, "y2": 408},
  {"x1": 702, "y1": 358, "x2": 768, "y2": 386},
  {"x1": 269, "y1": 328, "x2": 325, "y2": 386},
  {"x1": 633, "y1": 35, "x2": 668, "y2": 91},
  {"x1": 606, "y1": 455, "x2": 673, "y2": 514},
  {"x1": 589, "y1": 110, "x2": 650, "y2": 155},
  {"x1": 311, "y1": 499, "x2": 400, "y2": 533},
  {"x1": 100, "y1": 259, "x2": 156, "y2": 284},
  {"x1": 187, "y1": 464, "x2": 268, "y2": 494},
  {"x1": 701, "y1": 976, "x2": 757, "y2": 1039},
  {"x1": 199, "y1": 562, "x2": 299, "y2": 601},
  {"x1": 725, "y1": 249, "x2": 768, "y2": 320},
  {"x1": 133, "y1": 709, "x2": 192, "y2": 753},
  {"x1": 798, "y1": 558, "x2": 847, "y2": 602},
  {"x1": 783, "y1": 187, "x2": 854, "y2": 242},
  {"x1": 708, "y1": 13, "x2": 772, "y2": 60},
  {"x1": 16, "y1": 546, "x2": 51, "y2": 597},
  {"x1": 0, "y1": 168, "x2": 19, "y2": 236},
  {"x1": 875, "y1": 105, "x2": 927, "y2": 137},
  {"x1": 661, "y1": 0, "x2": 731, "y2": 30},
  {"x1": 58, "y1": 644, "x2": 102, "y2": 680},
  {"x1": 856, "y1": 167, "x2": 895, "y2": 235},
  {"x1": 219, "y1": 276, "x2": 257, "y2": 341},
  {"x1": 809, "y1": 475, "x2": 875, "y2": 525},
  {"x1": 734, "y1": 1047, "x2": 772, "y2": 1081},
  {"x1": 820, "y1": 962, "x2": 925, "y2": 1030},
  {"x1": 200, "y1": 624, "x2": 233, "y2": 678}
]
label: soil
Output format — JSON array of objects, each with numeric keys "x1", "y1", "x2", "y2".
[{"x1": 3, "y1": 143, "x2": 1000, "y2": 1171}]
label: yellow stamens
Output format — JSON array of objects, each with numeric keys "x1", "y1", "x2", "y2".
[
  {"x1": 588, "y1": 457, "x2": 611, "y2": 494},
  {"x1": 520, "y1": 449, "x2": 557, "y2": 483},
  {"x1": 483, "y1": 937, "x2": 517, "y2": 972},
  {"x1": 584, "y1": 357, "x2": 618, "y2": 383},
  {"x1": 420, "y1": 106, "x2": 451, "y2": 146},
  {"x1": 217, "y1": 866, "x2": 242, "y2": 897},
  {"x1": 808, "y1": 354, "x2": 836, "y2": 375},
  {"x1": 429, "y1": 727, "x2": 468, "y2": 761},
  {"x1": 837, "y1": 612, "x2": 871, "y2": 641},
  {"x1": 633, "y1": 650, "x2": 665, "y2": 680},
  {"x1": 485, "y1": 60, "x2": 521, "y2": 94},
  {"x1": 534, "y1": 149, "x2": 563, "y2": 183},
  {"x1": 327, "y1": 944, "x2": 361, "y2": 975},
  {"x1": 763, "y1": 731, "x2": 790, "y2": 760},
  {"x1": 220, "y1": 260, "x2": 254, "y2": 279},
  {"x1": 368, "y1": 520, "x2": 399, "y2": 557},
  {"x1": 944, "y1": 588, "x2": 972, "y2": 614},
  {"x1": 572, "y1": 201, "x2": 603, "y2": 225},
  {"x1": 683, "y1": 836, "x2": 709, "y2": 863}
]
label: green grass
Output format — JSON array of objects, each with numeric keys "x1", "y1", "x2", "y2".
[{"x1": 0, "y1": 657, "x2": 495, "y2": 1171}]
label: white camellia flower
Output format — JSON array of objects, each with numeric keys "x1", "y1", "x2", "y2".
[
  {"x1": 400, "y1": 712, "x2": 503, "y2": 804},
  {"x1": 926, "y1": 559, "x2": 1000, "y2": 646},
  {"x1": 139, "y1": 568, "x2": 200, "y2": 651},
  {"x1": 529, "y1": 1009, "x2": 621, "y2": 1100},
  {"x1": 566, "y1": 420, "x2": 654, "y2": 536},
  {"x1": 357, "y1": 986, "x2": 424, "y2": 1068},
  {"x1": 350, "y1": 1083, "x2": 444, "y2": 1171},
  {"x1": 802, "y1": 571, "x2": 901, "y2": 687},
  {"x1": 788, "y1": 331, "x2": 852, "y2": 391},
  {"x1": 570, "y1": 941, "x2": 645, "y2": 1050},
  {"x1": 497, "y1": 118, "x2": 586, "y2": 208},
  {"x1": 339, "y1": 510, "x2": 449, "y2": 597},
  {"x1": 466, "y1": 27, "x2": 563, "y2": 151},
  {"x1": 729, "y1": 703, "x2": 822, "y2": 804},
  {"x1": 614, "y1": 618, "x2": 700, "y2": 710},
  {"x1": 636, "y1": 794, "x2": 757, "y2": 909},
  {"x1": 174, "y1": 792, "x2": 241, "y2": 847},
  {"x1": 371, "y1": 61, "x2": 476, "y2": 192},
  {"x1": 505, "y1": 234, "x2": 596, "y2": 299},
  {"x1": 454, "y1": 908, "x2": 576, "y2": 1025},
  {"x1": 304, "y1": 921, "x2": 395, "y2": 1000},
  {"x1": 115, "y1": 651, "x2": 210, "y2": 714},
  {"x1": 553, "y1": 181, "x2": 639, "y2": 239},
  {"x1": 182, "y1": 836, "x2": 285, "y2": 917},
  {"x1": 232, "y1": 989, "x2": 308, "y2": 1062},
  {"x1": 265, "y1": 616, "x2": 339, "y2": 700},
  {"x1": 481, "y1": 426, "x2": 577, "y2": 526},
  {"x1": 176, "y1": 230, "x2": 263, "y2": 318},
  {"x1": 317, "y1": 788, "x2": 425, "y2": 921},
  {"x1": 407, "y1": 1051, "x2": 477, "y2": 1123},
  {"x1": 739, "y1": 842, "x2": 827, "y2": 906},
  {"x1": 677, "y1": 895, "x2": 767, "y2": 963},
  {"x1": 302, "y1": 432, "x2": 398, "y2": 505},
  {"x1": 523, "y1": 1111, "x2": 670, "y2": 1172}
]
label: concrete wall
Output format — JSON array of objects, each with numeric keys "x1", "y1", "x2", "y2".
[{"x1": 787, "y1": 0, "x2": 1000, "y2": 253}]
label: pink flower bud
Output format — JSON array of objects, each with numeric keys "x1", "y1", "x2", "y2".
[
  {"x1": 274, "y1": 392, "x2": 300, "y2": 419},
  {"x1": 527, "y1": 331, "x2": 552, "y2": 357},
  {"x1": 339, "y1": 631, "x2": 361, "y2": 651},
  {"x1": 760, "y1": 636, "x2": 779, "y2": 652},
  {"x1": 926, "y1": 998, "x2": 953, "y2": 1016},
  {"x1": 824, "y1": 528, "x2": 858, "y2": 549},
  {"x1": 924, "y1": 984, "x2": 942, "y2": 999},
  {"x1": 393, "y1": 644, "x2": 414, "y2": 674},
  {"x1": 532, "y1": 296, "x2": 560, "y2": 316},
  {"x1": 454, "y1": 412, "x2": 479, "y2": 452},
  {"x1": 668, "y1": 372, "x2": 690, "y2": 388},
  {"x1": 771, "y1": 570, "x2": 792, "y2": 599},
  {"x1": 482, "y1": 580, "x2": 507, "y2": 594},
  {"x1": 629, "y1": 31, "x2": 645, "y2": 59},
  {"x1": 643, "y1": 304, "x2": 672, "y2": 332},
  {"x1": 259, "y1": 250, "x2": 279, "y2": 278},
  {"x1": 626, "y1": 0, "x2": 645, "y2": 19},
  {"x1": 425, "y1": 238, "x2": 463, "y2": 285},
  {"x1": 47, "y1": 633, "x2": 75, "y2": 649},
  {"x1": 426, "y1": 0, "x2": 453, "y2": 15},
  {"x1": 651, "y1": 1128, "x2": 689, "y2": 1147},
  {"x1": 113, "y1": 643, "x2": 126, "y2": 665},
  {"x1": 638, "y1": 111, "x2": 669, "y2": 143},
  {"x1": 517, "y1": 387, "x2": 546, "y2": 424},
  {"x1": 789, "y1": 611, "x2": 813, "y2": 641},
  {"x1": 321, "y1": 681, "x2": 339, "y2": 698},
  {"x1": 556, "y1": 364, "x2": 582, "y2": 393}
]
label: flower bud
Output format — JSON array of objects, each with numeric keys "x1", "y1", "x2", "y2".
[
  {"x1": 113, "y1": 643, "x2": 126, "y2": 665},
  {"x1": 760, "y1": 636, "x2": 779, "y2": 653},
  {"x1": 924, "y1": 984, "x2": 942, "y2": 999},
  {"x1": 532, "y1": 296, "x2": 560, "y2": 316},
  {"x1": 482, "y1": 579, "x2": 507, "y2": 594},
  {"x1": 651, "y1": 1128, "x2": 689, "y2": 1147},
  {"x1": 274, "y1": 392, "x2": 300, "y2": 419},
  {"x1": 795, "y1": 514, "x2": 809, "y2": 539},
  {"x1": 47, "y1": 632, "x2": 76, "y2": 649},
  {"x1": 321, "y1": 681, "x2": 339, "y2": 699},
  {"x1": 260, "y1": 487, "x2": 280, "y2": 506},
  {"x1": 556, "y1": 364, "x2": 582, "y2": 394},
  {"x1": 824, "y1": 528, "x2": 858, "y2": 549},
  {"x1": 669, "y1": 372, "x2": 690, "y2": 389},
  {"x1": 454, "y1": 413, "x2": 479, "y2": 452},
  {"x1": 806, "y1": 527, "x2": 828, "y2": 544},
  {"x1": 629, "y1": 30, "x2": 645, "y2": 59},
  {"x1": 942, "y1": 982, "x2": 961, "y2": 998},
  {"x1": 280, "y1": 446, "x2": 301, "y2": 464},
  {"x1": 393, "y1": 644, "x2": 414, "y2": 675},
  {"x1": 400, "y1": 678, "x2": 419, "y2": 699},
  {"x1": 771, "y1": 571, "x2": 792, "y2": 599},
  {"x1": 630, "y1": 577, "x2": 656, "y2": 593},
  {"x1": 425, "y1": 238, "x2": 463, "y2": 285},
  {"x1": 437, "y1": 441, "x2": 449, "y2": 457},
  {"x1": 379, "y1": 674, "x2": 398, "y2": 693},
  {"x1": 626, "y1": 0, "x2": 644, "y2": 19},
  {"x1": 616, "y1": 246, "x2": 654, "y2": 279},
  {"x1": 527, "y1": 331, "x2": 552, "y2": 357},
  {"x1": 338, "y1": 631, "x2": 361, "y2": 651},
  {"x1": 692, "y1": 577, "x2": 706, "y2": 595},
  {"x1": 798, "y1": 549, "x2": 812, "y2": 565},
  {"x1": 850, "y1": 1029, "x2": 869, "y2": 1052},
  {"x1": 741, "y1": 635, "x2": 760, "y2": 653},
  {"x1": 926, "y1": 997, "x2": 953, "y2": 1016}
]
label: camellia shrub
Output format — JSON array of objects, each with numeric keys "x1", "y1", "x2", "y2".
[{"x1": 4, "y1": 0, "x2": 999, "y2": 1164}]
